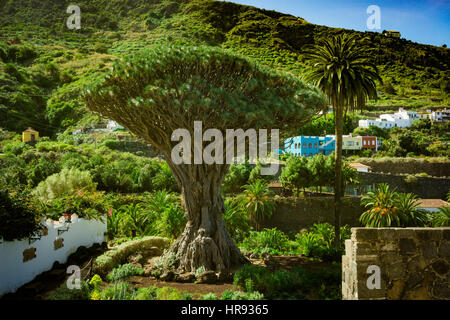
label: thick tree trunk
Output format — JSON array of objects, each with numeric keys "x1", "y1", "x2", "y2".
[
  {"x1": 169, "y1": 163, "x2": 248, "y2": 273},
  {"x1": 334, "y1": 103, "x2": 343, "y2": 248}
]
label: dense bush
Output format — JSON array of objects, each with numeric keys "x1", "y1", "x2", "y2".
[
  {"x1": 223, "y1": 198, "x2": 251, "y2": 243},
  {"x1": 233, "y1": 264, "x2": 341, "y2": 299},
  {"x1": 239, "y1": 228, "x2": 291, "y2": 255},
  {"x1": 45, "y1": 281, "x2": 91, "y2": 300},
  {"x1": 107, "y1": 263, "x2": 144, "y2": 282},
  {"x1": 0, "y1": 189, "x2": 42, "y2": 241},
  {"x1": 360, "y1": 183, "x2": 430, "y2": 227},
  {"x1": 33, "y1": 168, "x2": 96, "y2": 201},
  {"x1": 222, "y1": 163, "x2": 252, "y2": 194}
]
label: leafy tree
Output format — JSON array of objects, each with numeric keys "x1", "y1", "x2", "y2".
[
  {"x1": 280, "y1": 156, "x2": 312, "y2": 194},
  {"x1": 84, "y1": 45, "x2": 326, "y2": 272},
  {"x1": 222, "y1": 163, "x2": 252, "y2": 194},
  {"x1": 303, "y1": 34, "x2": 381, "y2": 246}
]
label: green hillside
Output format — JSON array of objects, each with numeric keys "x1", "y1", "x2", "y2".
[{"x1": 0, "y1": 0, "x2": 449, "y2": 136}]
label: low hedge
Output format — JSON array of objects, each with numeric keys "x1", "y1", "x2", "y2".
[{"x1": 93, "y1": 236, "x2": 170, "y2": 277}]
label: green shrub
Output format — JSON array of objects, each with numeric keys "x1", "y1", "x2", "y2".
[
  {"x1": 239, "y1": 180, "x2": 276, "y2": 230},
  {"x1": 35, "y1": 141, "x2": 76, "y2": 153},
  {"x1": 156, "y1": 287, "x2": 183, "y2": 300},
  {"x1": 430, "y1": 206, "x2": 450, "y2": 227},
  {"x1": 46, "y1": 281, "x2": 91, "y2": 300},
  {"x1": 233, "y1": 264, "x2": 341, "y2": 299},
  {"x1": 0, "y1": 189, "x2": 42, "y2": 241},
  {"x1": 220, "y1": 289, "x2": 264, "y2": 300},
  {"x1": 181, "y1": 293, "x2": 193, "y2": 300},
  {"x1": 107, "y1": 263, "x2": 144, "y2": 282},
  {"x1": 93, "y1": 236, "x2": 170, "y2": 277},
  {"x1": 223, "y1": 198, "x2": 251, "y2": 243},
  {"x1": 32, "y1": 168, "x2": 96, "y2": 201},
  {"x1": 153, "y1": 249, "x2": 179, "y2": 272},
  {"x1": 133, "y1": 287, "x2": 158, "y2": 300},
  {"x1": 100, "y1": 282, "x2": 134, "y2": 300},
  {"x1": 222, "y1": 163, "x2": 252, "y2": 194},
  {"x1": 239, "y1": 228, "x2": 291, "y2": 255},
  {"x1": 202, "y1": 293, "x2": 218, "y2": 300},
  {"x1": 151, "y1": 161, "x2": 179, "y2": 192},
  {"x1": 2, "y1": 142, "x2": 32, "y2": 155}
]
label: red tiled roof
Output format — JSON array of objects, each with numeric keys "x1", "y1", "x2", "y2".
[
  {"x1": 417, "y1": 199, "x2": 450, "y2": 208},
  {"x1": 268, "y1": 182, "x2": 282, "y2": 188},
  {"x1": 349, "y1": 163, "x2": 371, "y2": 168}
]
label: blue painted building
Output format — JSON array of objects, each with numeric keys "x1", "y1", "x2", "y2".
[
  {"x1": 318, "y1": 136, "x2": 335, "y2": 155},
  {"x1": 284, "y1": 135, "x2": 335, "y2": 157}
]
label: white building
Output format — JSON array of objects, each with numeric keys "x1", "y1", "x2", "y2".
[
  {"x1": 430, "y1": 109, "x2": 450, "y2": 122},
  {"x1": 358, "y1": 108, "x2": 420, "y2": 129},
  {"x1": 107, "y1": 120, "x2": 125, "y2": 131}
]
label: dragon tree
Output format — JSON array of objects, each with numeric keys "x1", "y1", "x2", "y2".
[{"x1": 84, "y1": 45, "x2": 326, "y2": 273}]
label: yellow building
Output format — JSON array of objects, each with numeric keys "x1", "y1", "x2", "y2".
[
  {"x1": 342, "y1": 135, "x2": 362, "y2": 150},
  {"x1": 22, "y1": 127, "x2": 39, "y2": 144}
]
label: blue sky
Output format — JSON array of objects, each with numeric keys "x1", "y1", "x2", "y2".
[{"x1": 221, "y1": 0, "x2": 450, "y2": 47}]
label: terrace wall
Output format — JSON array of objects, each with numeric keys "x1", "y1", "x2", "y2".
[
  {"x1": 261, "y1": 197, "x2": 364, "y2": 233},
  {"x1": 0, "y1": 215, "x2": 106, "y2": 297},
  {"x1": 357, "y1": 172, "x2": 450, "y2": 199},
  {"x1": 342, "y1": 227, "x2": 450, "y2": 300}
]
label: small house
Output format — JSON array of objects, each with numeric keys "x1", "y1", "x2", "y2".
[
  {"x1": 22, "y1": 127, "x2": 39, "y2": 144},
  {"x1": 417, "y1": 199, "x2": 450, "y2": 213},
  {"x1": 349, "y1": 163, "x2": 372, "y2": 173}
]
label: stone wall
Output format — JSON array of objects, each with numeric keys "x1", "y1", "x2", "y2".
[
  {"x1": 342, "y1": 228, "x2": 450, "y2": 300},
  {"x1": 260, "y1": 196, "x2": 364, "y2": 233},
  {"x1": 357, "y1": 172, "x2": 450, "y2": 199},
  {"x1": 356, "y1": 157, "x2": 450, "y2": 177}
]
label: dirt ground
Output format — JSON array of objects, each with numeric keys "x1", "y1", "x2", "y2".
[{"x1": 1, "y1": 253, "x2": 334, "y2": 300}]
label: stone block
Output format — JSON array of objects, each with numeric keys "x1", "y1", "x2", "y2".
[
  {"x1": 355, "y1": 242, "x2": 375, "y2": 256},
  {"x1": 380, "y1": 252, "x2": 402, "y2": 265},
  {"x1": 443, "y1": 229, "x2": 450, "y2": 241},
  {"x1": 387, "y1": 279, "x2": 405, "y2": 299},
  {"x1": 387, "y1": 262, "x2": 406, "y2": 280},
  {"x1": 438, "y1": 242, "x2": 450, "y2": 258},
  {"x1": 352, "y1": 228, "x2": 379, "y2": 242},
  {"x1": 377, "y1": 228, "x2": 398, "y2": 241},
  {"x1": 431, "y1": 259, "x2": 449, "y2": 276},
  {"x1": 345, "y1": 239, "x2": 353, "y2": 257},
  {"x1": 23, "y1": 247, "x2": 36, "y2": 262},
  {"x1": 419, "y1": 242, "x2": 437, "y2": 260},
  {"x1": 399, "y1": 238, "x2": 416, "y2": 255},
  {"x1": 54, "y1": 238, "x2": 64, "y2": 250}
]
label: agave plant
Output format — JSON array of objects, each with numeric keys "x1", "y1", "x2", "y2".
[
  {"x1": 239, "y1": 179, "x2": 276, "y2": 231},
  {"x1": 360, "y1": 184, "x2": 401, "y2": 227},
  {"x1": 431, "y1": 206, "x2": 450, "y2": 227}
]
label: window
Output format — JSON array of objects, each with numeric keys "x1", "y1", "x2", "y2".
[
  {"x1": 308, "y1": 143, "x2": 312, "y2": 148},
  {"x1": 364, "y1": 140, "x2": 367, "y2": 145},
  {"x1": 303, "y1": 143, "x2": 307, "y2": 148},
  {"x1": 372, "y1": 141, "x2": 375, "y2": 145},
  {"x1": 314, "y1": 143, "x2": 318, "y2": 148}
]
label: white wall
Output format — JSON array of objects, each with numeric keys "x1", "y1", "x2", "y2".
[{"x1": 0, "y1": 215, "x2": 106, "y2": 297}]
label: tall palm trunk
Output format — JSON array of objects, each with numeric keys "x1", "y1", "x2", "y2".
[{"x1": 333, "y1": 101, "x2": 343, "y2": 247}]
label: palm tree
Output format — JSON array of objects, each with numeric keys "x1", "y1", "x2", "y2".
[
  {"x1": 239, "y1": 179, "x2": 276, "y2": 231},
  {"x1": 303, "y1": 34, "x2": 382, "y2": 246}
]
